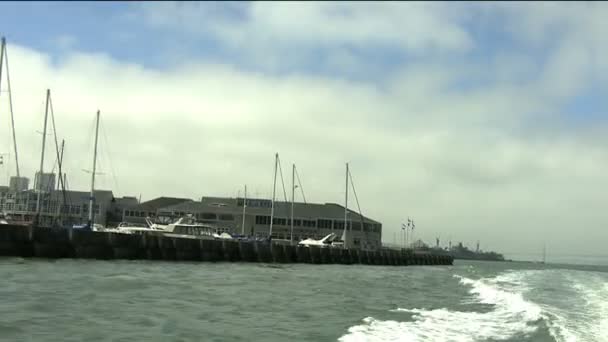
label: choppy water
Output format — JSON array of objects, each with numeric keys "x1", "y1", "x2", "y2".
[{"x1": 0, "y1": 258, "x2": 606, "y2": 342}]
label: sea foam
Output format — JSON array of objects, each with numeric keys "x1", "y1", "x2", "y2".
[{"x1": 339, "y1": 272, "x2": 542, "y2": 342}]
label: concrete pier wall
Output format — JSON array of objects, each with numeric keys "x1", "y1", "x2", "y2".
[{"x1": 0, "y1": 226, "x2": 454, "y2": 266}]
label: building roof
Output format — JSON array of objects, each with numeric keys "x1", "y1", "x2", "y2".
[
  {"x1": 158, "y1": 196, "x2": 380, "y2": 224},
  {"x1": 52, "y1": 190, "x2": 115, "y2": 204},
  {"x1": 114, "y1": 196, "x2": 139, "y2": 207},
  {"x1": 5, "y1": 189, "x2": 116, "y2": 205},
  {"x1": 126, "y1": 197, "x2": 192, "y2": 212}
]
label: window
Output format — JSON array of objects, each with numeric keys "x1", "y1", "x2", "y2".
[
  {"x1": 302, "y1": 220, "x2": 316, "y2": 228},
  {"x1": 334, "y1": 220, "x2": 344, "y2": 230},
  {"x1": 201, "y1": 213, "x2": 217, "y2": 220},
  {"x1": 219, "y1": 214, "x2": 234, "y2": 221},
  {"x1": 272, "y1": 217, "x2": 287, "y2": 226},
  {"x1": 352, "y1": 222, "x2": 362, "y2": 231},
  {"x1": 244, "y1": 199, "x2": 272, "y2": 208},
  {"x1": 255, "y1": 215, "x2": 271, "y2": 225},
  {"x1": 317, "y1": 219, "x2": 332, "y2": 229},
  {"x1": 294, "y1": 219, "x2": 301, "y2": 226}
]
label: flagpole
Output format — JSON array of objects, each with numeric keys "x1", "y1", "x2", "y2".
[
  {"x1": 411, "y1": 219, "x2": 415, "y2": 247},
  {"x1": 401, "y1": 223, "x2": 405, "y2": 250}
]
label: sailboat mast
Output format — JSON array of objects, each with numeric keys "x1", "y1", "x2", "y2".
[
  {"x1": 290, "y1": 163, "x2": 295, "y2": 243},
  {"x1": 0, "y1": 37, "x2": 20, "y2": 177},
  {"x1": 241, "y1": 185, "x2": 247, "y2": 235},
  {"x1": 542, "y1": 243, "x2": 546, "y2": 264},
  {"x1": 269, "y1": 153, "x2": 278, "y2": 237},
  {"x1": 0, "y1": 37, "x2": 4, "y2": 91},
  {"x1": 343, "y1": 162, "x2": 349, "y2": 247},
  {"x1": 35, "y1": 89, "x2": 51, "y2": 224},
  {"x1": 88, "y1": 110, "x2": 100, "y2": 227}
]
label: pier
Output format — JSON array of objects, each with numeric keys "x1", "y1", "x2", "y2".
[{"x1": 0, "y1": 225, "x2": 453, "y2": 266}]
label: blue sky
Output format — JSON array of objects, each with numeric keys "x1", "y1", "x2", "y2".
[{"x1": 1, "y1": 2, "x2": 608, "y2": 259}]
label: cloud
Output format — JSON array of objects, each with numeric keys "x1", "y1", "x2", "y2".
[
  {"x1": 1, "y1": 2, "x2": 607, "y2": 261},
  {"x1": 139, "y1": 2, "x2": 473, "y2": 52},
  {"x1": 134, "y1": 2, "x2": 474, "y2": 75}
]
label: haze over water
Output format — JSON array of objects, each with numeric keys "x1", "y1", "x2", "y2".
[{"x1": 1, "y1": 258, "x2": 606, "y2": 341}]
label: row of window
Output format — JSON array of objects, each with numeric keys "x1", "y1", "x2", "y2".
[
  {"x1": 236, "y1": 198, "x2": 272, "y2": 208},
  {"x1": 140, "y1": 211, "x2": 235, "y2": 221},
  {"x1": 125, "y1": 210, "x2": 155, "y2": 218},
  {"x1": 253, "y1": 215, "x2": 381, "y2": 232},
  {"x1": 195, "y1": 213, "x2": 234, "y2": 221}
]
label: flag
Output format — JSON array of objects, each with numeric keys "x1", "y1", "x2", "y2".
[
  {"x1": 401, "y1": 223, "x2": 406, "y2": 230},
  {"x1": 412, "y1": 220, "x2": 415, "y2": 230}
]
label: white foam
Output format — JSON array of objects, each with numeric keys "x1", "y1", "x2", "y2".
[
  {"x1": 339, "y1": 274, "x2": 542, "y2": 342},
  {"x1": 532, "y1": 270, "x2": 608, "y2": 342}
]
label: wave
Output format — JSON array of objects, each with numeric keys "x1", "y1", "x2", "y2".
[
  {"x1": 340, "y1": 269, "x2": 608, "y2": 342},
  {"x1": 339, "y1": 273, "x2": 543, "y2": 342}
]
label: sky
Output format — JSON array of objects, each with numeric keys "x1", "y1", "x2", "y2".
[{"x1": 0, "y1": 2, "x2": 607, "y2": 264}]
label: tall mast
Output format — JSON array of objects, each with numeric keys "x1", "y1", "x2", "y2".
[
  {"x1": 269, "y1": 153, "x2": 278, "y2": 237},
  {"x1": 241, "y1": 184, "x2": 247, "y2": 235},
  {"x1": 290, "y1": 163, "x2": 295, "y2": 243},
  {"x1": 0, "y1": 37, "x2": 4, "y2": 93},
  {"x1": 35, "y1": 89, "x2": 51, "y2": 225},
  {"x1": 542, "y1": 243, "x2": 546, "y2": 264},
  {"x1": 88, "y1": 110, "x2": 100, "y2": 227},
  {"x1": 57, "y1": 140, "x2": 67, "y2": 225},
  {"x1": 0, "y1": 37, "x2": 20, "y2": 177},
  {"x1": 342, "y1": 162, "x2": 349, "y2": 247}
]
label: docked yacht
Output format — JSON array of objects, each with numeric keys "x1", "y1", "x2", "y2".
[
  {"x1": 153, "y1": 216, "x2": 221, "y2": 240},
  {"x1": 298, "y1": 233, "x2": 342, "y2": 248}
]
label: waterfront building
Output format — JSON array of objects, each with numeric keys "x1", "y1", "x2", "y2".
[
  {"x1": 0, "y1": 177, "x2": 137, "y2": 227},
  {"x1": 121, "y1": 197, "x2": 192, "y2": 225},
  {"x1": 123, "y1": 196, "x2": 383, "y2": 250}
]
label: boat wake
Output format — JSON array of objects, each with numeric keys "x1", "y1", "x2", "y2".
[{"x1": 339, "y1": 269, "x2": 608, "y2": 342}]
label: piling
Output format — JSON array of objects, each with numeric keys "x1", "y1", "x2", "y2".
[
  {"x1": 0, "y1": 225, "x2": 454, "y2": 266},
  {"x1": 238, "y1": 241, "x2": 256, "y2": 262}
]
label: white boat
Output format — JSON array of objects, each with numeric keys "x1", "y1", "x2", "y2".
[
  {"x1": 160, "y1": 216, "x2": 221, "y2": 239},
  {"x1": 298, "y1": 233, "x2": 341, "y2": 248}
]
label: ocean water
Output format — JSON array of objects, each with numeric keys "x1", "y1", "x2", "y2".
[{"x1": 0, "y1": 258, "x2": 606, "y2": 342}]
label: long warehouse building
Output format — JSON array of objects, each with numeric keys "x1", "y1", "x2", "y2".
[{"x1": 123, "y1": 196, "x2": 383, "y2": 251}]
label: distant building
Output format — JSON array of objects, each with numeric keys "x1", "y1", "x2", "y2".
[
  {"x1": 0, "y1": 188, "x2": 136, "y2": 227},
  {"x1": 34, "y1": 172, "x2": 56, "y2": 192},
  {"x1": 123, "y1": 196, "x2": 383, "y2": 250},
  {"x1": 122, "y1": 197, "x2": 192, "y2": 225},
  {"x1": 9, "y1": 176, "x2": 29, "y2": 192}
]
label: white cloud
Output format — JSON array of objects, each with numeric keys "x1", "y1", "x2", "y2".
[{"x1": 136, "y1": 2, "x2": 474, "y2": 72}]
